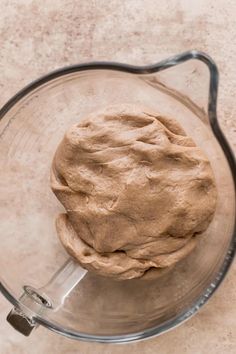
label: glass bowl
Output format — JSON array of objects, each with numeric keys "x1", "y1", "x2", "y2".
[{"x1": 0, "y1": 51, "x2": 235, "y2": 343}]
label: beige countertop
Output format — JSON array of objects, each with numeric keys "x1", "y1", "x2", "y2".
[{"x1": 0, "y1": 1, "x2": 235, "y2": 353}]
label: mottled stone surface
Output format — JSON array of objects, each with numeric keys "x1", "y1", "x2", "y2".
[{"x1": 0, "y1": 0, "x2": 235, "y2": 353}]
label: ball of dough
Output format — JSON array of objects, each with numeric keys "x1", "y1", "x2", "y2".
[{"x1": 51, "y1": 105, "x2": 217, "y2": 280}]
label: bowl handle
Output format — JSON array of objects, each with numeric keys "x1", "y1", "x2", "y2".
[{"x1": 6, "y1": 259, "x2": 87, "y2": 336}]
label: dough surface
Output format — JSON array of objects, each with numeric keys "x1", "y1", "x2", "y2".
[{"x1": 51, "y1": 105, "x2": 217, "y2": 280}]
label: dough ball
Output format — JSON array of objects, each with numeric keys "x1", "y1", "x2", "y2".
[{"x1": 51, "y1": 105, "x2": 217, "y2": 280}]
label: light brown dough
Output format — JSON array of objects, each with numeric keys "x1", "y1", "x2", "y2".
[{"x1": 51, "y1": 104, "x2": 217, "y2": 280}]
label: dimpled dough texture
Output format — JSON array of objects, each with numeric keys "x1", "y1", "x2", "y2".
[{"x1": 51, "y1": 105, "x2": 217, "y2": 280}]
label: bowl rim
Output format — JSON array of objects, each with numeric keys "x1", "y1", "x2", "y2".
[{"x1": 0, "y1": 50, "x2": 235, "y2": 343}]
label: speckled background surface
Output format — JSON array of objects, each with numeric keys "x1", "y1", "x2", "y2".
[{"x1": 0, "y1": 1, "x2": 235, "y2": 353}]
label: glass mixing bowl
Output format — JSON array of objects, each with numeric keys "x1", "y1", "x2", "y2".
[{"x1": 0, "y1": 51, "x2": 235, "y2": 343}]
